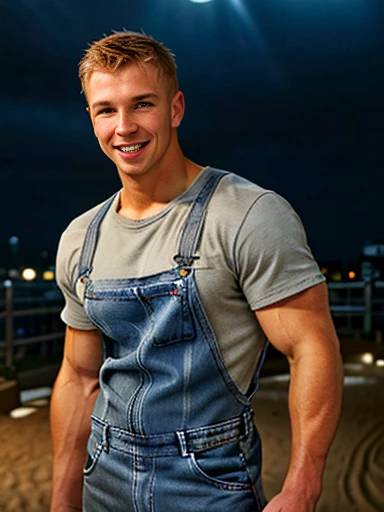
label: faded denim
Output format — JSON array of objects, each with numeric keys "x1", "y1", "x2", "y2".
[{"x1": 78, "y1": 168, "x2": 268, "y2": 511}]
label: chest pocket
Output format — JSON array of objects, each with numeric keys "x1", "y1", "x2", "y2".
[
  {"x1": 144, "y1": 285, "x2": 195, "y2": 346},
  {"x1": 83, "y1": 277, "x2": 196, "y2": 348}
]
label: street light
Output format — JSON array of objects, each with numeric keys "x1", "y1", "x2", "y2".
[
  {"x1": 43, "y1": 270, "x2": 55, "y2": 281},
  {"x1": 22, "y1": 268, "x2": 37, "y2": 281}
]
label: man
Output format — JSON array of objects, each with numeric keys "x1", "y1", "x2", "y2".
[{"x1": 51, "y1": 31, "x2": 343, "y2": 512}]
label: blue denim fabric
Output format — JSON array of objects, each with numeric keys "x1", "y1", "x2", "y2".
[{"x1": 79, "y1": 168, "x2": 268, "y2": 511}]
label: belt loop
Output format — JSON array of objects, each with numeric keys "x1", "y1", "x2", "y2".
[
  {"x1": 242, "y1": 408, "x2": 254, "y2": 439},
  {"x1": 101, "y1": 424, "x2": 110, "y2": 453},
  {"x1": 175, "y1": 431, "x2": 189, "y2": 457}
]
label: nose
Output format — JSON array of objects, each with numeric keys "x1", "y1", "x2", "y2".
[{"x1": 116, "y1": 110, "x2": 138, "y2": 136}]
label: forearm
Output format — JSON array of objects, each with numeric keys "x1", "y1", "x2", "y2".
[
  {"x1": 283, "y1": 344, "x2": 343, "y2": 502},
  {"x1": 50, "y1": 363, "x2": 100, "y2": 511}
]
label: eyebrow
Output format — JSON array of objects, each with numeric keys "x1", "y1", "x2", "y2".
[{"x1": 90, "y1": 93, "x2": 159, "y2": 110}]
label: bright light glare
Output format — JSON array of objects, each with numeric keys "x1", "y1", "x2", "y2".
[
  {"x1": 10, "y1": 407, "x2": 38, "y2": 419},
  {"x1": 43, "y1": 270, "x2": 55, "y2": 281},
  {"x1": 189, "y1": 0, "x2": 213, "y2": 3},
  {"x1": 22, "y1": 268, "x2": 37, "y2": 281},
  {"x1": 361, "y1": 352, "x2": 374, "y2": 365},
  {"x1": 376, "y1": 359, "x2": 384, "y2": 368}
]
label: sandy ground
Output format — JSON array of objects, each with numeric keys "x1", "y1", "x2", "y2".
[
  {"x1": 254, "y1": 364, "x2": 384, "y2": 512},
  {"x1": 0, "y1": 364, "x2": 383, "y2": 511}
]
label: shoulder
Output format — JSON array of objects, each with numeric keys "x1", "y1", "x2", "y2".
[
  {"x1": 213, "y1": 170, "x2": 270, "y2": 205},
  {"x1": 207, "y1": 168, "x2": 295, "y2": 233},
  {"x1": 56, "y1": 195, "x2": 117, "y2": 283},
  {"x1": 59, "y1": 195, "x2": 116, "y2": 253},
  {"x1": 210, "y1": 169, "x2": 290, "y2": 216}
]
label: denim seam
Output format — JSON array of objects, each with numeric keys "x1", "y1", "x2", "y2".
[
  {"x1": 78, "y1": 194, "x2": 117, "y2": 278},
  {"x1": 190, "y1": 275, "x2": 249, "y2": 405},
  {"x1": 187, "y1": 453, "x2": 251, "y2": 491},
  {"x1": 149, "y1": 457, "x2": 156, "y2": 512},
  {"x1": 83, "y1": 444, "x2": 103, "y2": 476}
]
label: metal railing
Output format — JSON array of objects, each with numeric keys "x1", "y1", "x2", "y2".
[
  {"x1": 0, "y1": 281, "x2": 65, "y2": 368},
  {"x1": 0, "y1": 279, "x2": 382, "y2": 369},
  {"x1": 328, "y1": 280, "x2": 384, "y2": 338}
]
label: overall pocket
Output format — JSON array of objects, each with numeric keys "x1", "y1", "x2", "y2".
[
  {"x1": 187, "y1": 439, "x2": 252, "y2": 491},
  {"x1": 148, "y1": 288, "x2": 195, "y2": 346},
  {"x1": 83, "y1": 430, "x2": 104, "y2": 476}
]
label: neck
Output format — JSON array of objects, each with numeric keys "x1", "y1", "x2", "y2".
[{"x1": 117, "y1": 156, "x2": 204, "y2": 220}]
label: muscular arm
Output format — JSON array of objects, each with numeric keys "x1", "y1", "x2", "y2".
[
  {"x1": 255, "y1": 282, "x2": 343, "y2": 511},
  {"x1": 50, "y1": 326, "x2": 103, "y2": 512}
]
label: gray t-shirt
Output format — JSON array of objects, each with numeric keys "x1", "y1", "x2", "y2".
[{"x1": 56, "y1": 168, "x2": 325, "y2": 393}]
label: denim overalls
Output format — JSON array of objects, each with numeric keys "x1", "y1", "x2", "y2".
[{"x1": 78, "y1": 168, "x2": 268, "y2": 511}]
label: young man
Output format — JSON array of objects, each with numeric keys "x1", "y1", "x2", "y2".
[{"x1": 51, "y1": 31, "x2": 343, "y2": 512}]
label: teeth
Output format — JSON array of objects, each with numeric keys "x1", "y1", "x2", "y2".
[{"x1": 119, "y1": 143, "x2": 145, "y2": 153}]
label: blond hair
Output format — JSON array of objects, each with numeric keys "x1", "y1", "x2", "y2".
[{"x1": 79, "y1": 31, "x2": 178, "y2": 99}]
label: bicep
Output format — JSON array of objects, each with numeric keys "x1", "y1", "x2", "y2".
[
  {"x1": 255, "y1": 282, "x2": 340, "y2": 361},
  {"x1": 61, "y1": 326, "x2": 104, "y2": 380}
]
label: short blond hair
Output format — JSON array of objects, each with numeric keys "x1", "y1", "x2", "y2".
[{"x1": 79, "y1": 31, "x2": 179, "y2": 99}]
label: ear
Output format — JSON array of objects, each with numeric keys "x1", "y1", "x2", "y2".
[{"x1": 171, "y1": 91, "x2": 185, "y2": 128}]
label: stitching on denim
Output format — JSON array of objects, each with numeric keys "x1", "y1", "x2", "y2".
[
  {"x1": 188, "y1": 453, "x2": 251, "y2": 491},
  {"x1": 190, "y1": 278, "x2": 249, "y2": 404}
]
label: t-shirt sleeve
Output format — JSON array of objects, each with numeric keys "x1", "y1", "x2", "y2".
[
  {"x1": 55, "y1": 229, "x2": 97, "y2": 330},
  {"x1": 235, "y1": 192, "x2": 325, "y2": 310}
]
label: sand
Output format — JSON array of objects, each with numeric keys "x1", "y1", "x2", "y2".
[
  {"x1": 0, "y1": 364, "x2": 383, "y2": 512},
  {"x1": 254, "y1": 364, "x2": 384, "y2": 512},
  {"x1": 0, "y1": 404, "x2": 52, "y2": 511}
]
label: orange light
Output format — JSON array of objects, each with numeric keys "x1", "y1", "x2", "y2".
[
  {"x1": 348, "y1": 271, "x2": 356, "y2": 279},
  {"x1": 321, "y1": 267, "x2": 328, "y2": 274}
]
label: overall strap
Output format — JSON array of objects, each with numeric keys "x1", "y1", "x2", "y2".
[
  {"x1": 78, "y1": 193, "x2": 118, "y2": 280},
  {"x1": 174, "y1": 168, "x2": 228, "y2": 267}
]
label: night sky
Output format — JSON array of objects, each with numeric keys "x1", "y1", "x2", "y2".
[{"x1": 1, "y1": 0, "x2": 384, "y2": 268}]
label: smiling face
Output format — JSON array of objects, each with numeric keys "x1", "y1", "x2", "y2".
[{"x1": 87, "y1": 63, "x2": 185, "y2": 182}]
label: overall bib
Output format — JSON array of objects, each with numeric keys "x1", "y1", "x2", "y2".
[{"x1": 78, "y1": 168, "x2": 268, "y2": 511}]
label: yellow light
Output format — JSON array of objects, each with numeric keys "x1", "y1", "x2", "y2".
[
  {"x1": 376, "y1": 359, "x2": 384, "y2": 368},
  {"x1": 361, "y1": 353, "x2": 374, "y2": 365},
  {"x1": 22, "y1": 268, "x2": 37, "y2": 281},
  {"x1": 43, "y1": 270, "x2": 55, "y2": 281},
  {"x1": 331, "y1": 271, "x2": 342, "y2": 282},
  {"x1": 348, "y1": 271, "x2": 356, "y2": 279}
]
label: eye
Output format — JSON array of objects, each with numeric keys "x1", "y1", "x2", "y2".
[
  {"x1": 97, "y1": 107, "x2": 114, "y2": 115},
  {"x1": 136, "y1": 101, "x2": 153, "y2": 109}
]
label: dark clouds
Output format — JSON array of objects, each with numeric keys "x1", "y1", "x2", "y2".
[{"x1": 1, "y1": 0, "x2": 383, "y2": 266}]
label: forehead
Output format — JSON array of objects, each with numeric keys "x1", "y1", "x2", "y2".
[{"x1": 87, "y1": 62, "x2": 167, "y2": 101}]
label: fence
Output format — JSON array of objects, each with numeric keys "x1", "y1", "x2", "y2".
[
  {"x1": 0, "y1": 281, "x2": 65, "y2": 368},
  {"x1": 328, "y1": 280, "x2": 384, "y2": 338},
  {"x1": 0, "y1": 279, "x2": 383, "y2": 369}
]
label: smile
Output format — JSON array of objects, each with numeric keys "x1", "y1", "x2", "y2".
[{"x1": 117, "y1": 142, "x2": 149, "y2": 153}]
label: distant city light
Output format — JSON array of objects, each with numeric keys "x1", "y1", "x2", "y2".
[
  {"x1": 3, "y1": 280, "x2": 12, "y2": 288},
  {"x1": 22, "y1": 268, "x2": 37, "y2": 281},
  {"x1": 331, "y1": 271, "x2": 342, "y2": 282},
  {"x1": 376, "y1": 359, "x2": 384, "y2": 368},
  {"x1": 361, "y1": 352, "x2": 374, "y2": 365},
  {"x1": 43, "y1": 270, "x2": 55, "y2": 281},
  {"x1": 348, "y1": 271, "x2": 356, "y2": 279},
  {"x1": 321, "y1": 267, "x2": 328, "y2": 274},
  {"x1": 9, "y1": 236, "x2": 19, "y2": 246}
]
